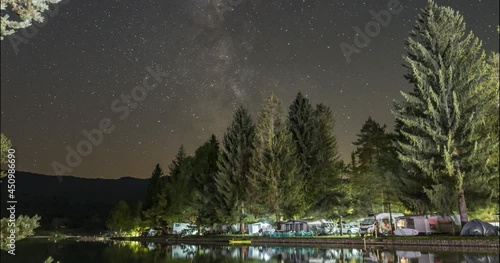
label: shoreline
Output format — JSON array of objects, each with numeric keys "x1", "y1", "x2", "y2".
[{"x1": 109, "y1": 235, "x2": 499, "y2": 253}]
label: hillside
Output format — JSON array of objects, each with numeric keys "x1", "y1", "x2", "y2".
[{"x1": 1, "y1": 171, "x2": 148, "y2": 230}]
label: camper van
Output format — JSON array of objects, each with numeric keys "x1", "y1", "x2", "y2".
[
  {"x1": 359, "y1": 213, "x2": 404, "y2": 236},
  {"x1": 306, "y1": 219, "x2": 336, "y2": 235},
  {"x1": 248, "y1": 222, "x2": 274, "y2": 235},
  {"x1": 395, "y1": 214, "x2": 461, "y2": 235},
  {"x1": 171, "y1": 222, "x2": 198, "y2": 235},
  {"x1": 281, "y1": 219, "x2": 335, "y2": 235}
]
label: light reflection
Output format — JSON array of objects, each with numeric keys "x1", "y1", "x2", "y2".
[{"x1": 106, "y1": 241, "x2": 498, "y2": 263}]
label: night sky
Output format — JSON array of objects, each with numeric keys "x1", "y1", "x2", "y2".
[{"x1": 1, "y1": 0, "x2": 498, "y2": 179}]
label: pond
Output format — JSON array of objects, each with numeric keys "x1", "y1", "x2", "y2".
[{"x1": 1, "y1": 239, "x2": 498, "y2": 263}]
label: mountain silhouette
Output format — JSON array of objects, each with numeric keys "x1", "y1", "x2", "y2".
[{"x1": 1, "y1": 171, "x2": 148, "y2": 231}]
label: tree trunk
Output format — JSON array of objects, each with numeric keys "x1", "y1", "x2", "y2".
[
  {"x1": 458, "y1": 189, "x2": 468, "y2": 228},
  {"x1": 454, "y1": 150, "x2": 468, "y2": 228},
  {"x1": 276, "y1": 211, "x2": 281, "y2": 229}
]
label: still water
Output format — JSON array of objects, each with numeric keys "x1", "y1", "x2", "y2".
[{"x1": 1, "y1": 239, "x2": 498, "y2": 263}]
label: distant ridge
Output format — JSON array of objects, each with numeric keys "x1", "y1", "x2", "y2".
[{"x1": 0, "y1": 171, "x2": 148, "y2": 229}]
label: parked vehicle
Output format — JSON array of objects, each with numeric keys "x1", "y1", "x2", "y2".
[
  {"x1": 171, "y1": 222, "x2": 198, "y2": 235},
  {"x1": 280, "y1": 219, "x2": 334, "y2": 235},
  {"x1": 359, "y1": 213, "x2": 404, "y2": 236},
  {"x1": 307, "y1": 219, "x2": 336, "y2": 235},
  {"x1": 335, "y1": 223, "x2": 360, "y2": 235},
  {"x1": 395, "y1": 214, "x2": 461, "y2": 235},
  {"x1": 248, "y1": 222, "x2": 274, "y2": 235}
]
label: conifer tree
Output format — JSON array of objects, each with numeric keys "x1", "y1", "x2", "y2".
[
  {"x1": 288, "y1": 92, "x2": 317, "y2": 206},
  {"x1": 192, "y1": 135, "x2": 220, "y2": 226},
  {"x1": 251, "y1": 94, "x2": 304, "y2": 222},
  {"x1": 144, "y1": 164, "x2": 164, "y2": 210},
  {"x1": 166, "y1": 145, "x2": 196, "y2": 221},
  {"x1": 464, "y1": 51, "x2": 500, "y2": 212},
  {"x1": 394, "y1": 0, "x2": 497, "y2": 225},
  {"x1": 351, "y1": 117, "x2": 389, "y2": 215},
  {"x1": 308, "y1": 103, "x2": 343, "y2": 217},
  {"x1": 143, "y1": 164, "x2": 169, "y2": 227},
  {"x1": 215, "y1": 106, "x2": 256, "y2": 224},
  {"x1": 143, "y1": 189, "x2": 168, "y2": 228}
]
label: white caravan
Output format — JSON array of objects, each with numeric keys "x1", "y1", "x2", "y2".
[
  {"x1": 171, "y1": 222, "x2": 198, "y2": 235},
  {"x1": 305, "y1": 219, "x2": 336, "y2": 235},
  {"x1": 248, "y1": 222, "x2": 274, "y2": 235},
  {"x1": 359, "y1": 213, "x2": 404, "y2": 236},
  {"x1": 395, "y1": 214, "x2": 461, "y2": 235}
]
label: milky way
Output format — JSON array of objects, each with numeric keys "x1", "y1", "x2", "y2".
[{"x1": 1, "y1": 0, "x2": 498, "y2": 178}]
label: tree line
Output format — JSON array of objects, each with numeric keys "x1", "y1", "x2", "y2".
[{"x1": 107, "y1": 1, "x2": 498, "y2": 233}]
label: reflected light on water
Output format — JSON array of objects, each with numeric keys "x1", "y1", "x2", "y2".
[{"x1": 4, "y1": 239, "x2": 499, "y2": 263}]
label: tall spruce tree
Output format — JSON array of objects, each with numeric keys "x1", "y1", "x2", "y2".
[
  {"x1": 464, "y1": 51, "x2": 500, "y2": 214},
  {"x1": 288, "y1": 92, "x2": 317, "y2": 206},
  {"x1": 192, "y1": 135, "x2": 221, "y2": 226},
  {"x1": 166, "y1": 145, "x2": 196, "y2": 222},
  {"x1": 351, "y1": 117, "x2": 389, "y2": 215},
  {"x1": 215, "y1": 106, "x2": 256, "y2": 225},
  {"x1": 308, "y1": 103, "x2": 343, "y2": 217},
  {"x1": 393, "y1": 120, "x2": 436, "y2": 214},
  {"x1": 143, "y1": 164, "x2": 169, "y2": 227},
  {"x1": 144, "y1": 164, "x2": 164, "y2": 210},
  {"x1": 252, "y1": 94, "x2": 304, "y2": 222},
  {"x1": 394, "y1": 0, "x2": 497, "y2": 225}
]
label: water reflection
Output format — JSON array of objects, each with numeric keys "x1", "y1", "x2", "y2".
[
  {"x1": 106, "y1": 241, "x2": 500, "y2": 263},
  {"x1": 3, "y1": 239, "x2": 498, "y2": 263}
]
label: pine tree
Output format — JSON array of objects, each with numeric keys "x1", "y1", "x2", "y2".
[
  {"x1": 143, "y1": 164, "x2": 170, "y2": 228},
  {"x1": 192, "y1": 135, "x2": 220, "y2": 226},
  {"x1": 215, "y1": 106, "x2": 256, "y2": 224},
  {"x1": 166, "y1": 145, "x2": 196, "y2": 222},
  {"x1": 251, "y1": 94, "x2": 304, "y2": 222},
  {"x1": 464, "y1": 51, "x2": 500, "y2": 213},
  {"x1": 393, "y1": 120, "x2": 436, "y2": 214},
  {"x1": 143, "y1": 188, "x2": 168, "y2": 228},
  {"x1": 169, "y1": 145, "x2": 188, "y2": 179},
  {"x1": 351, "y1": 117, "x2": 389, "y2": 215},
  {"x1": 144, "y1": 164, "x2": 164, "y2": 210},
  {"x1": 394, "y1": 0, "x2": 497, "y2": 225},
  {"x1": 288, "y1": 92, "x2": 317, "y2": 206},
  {"x1": 308, "y1": 103, "x2": 343, "y2": 217}
]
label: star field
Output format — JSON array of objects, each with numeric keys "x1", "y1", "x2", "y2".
[{"x1": 1, "y1": 0, "x2": 498, "y2": 178}]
